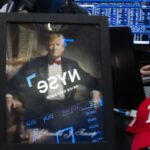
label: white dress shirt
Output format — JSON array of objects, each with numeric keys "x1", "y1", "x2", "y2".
[{"x1": 47, "y1": 59, "x2": 65, "y2": 100}]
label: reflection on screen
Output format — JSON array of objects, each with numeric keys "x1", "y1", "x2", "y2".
[
  {"x1": 24, "y1": 101, "x2": 104, "y2": 143},
  {"x1": 6, "y1": 23, "x2": 104, "y2": 144}
]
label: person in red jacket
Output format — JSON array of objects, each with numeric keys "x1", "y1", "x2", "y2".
[{"x1": 126, "y1": 97, "x2": 150, "y2": 150}]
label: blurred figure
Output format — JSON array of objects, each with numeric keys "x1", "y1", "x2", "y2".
[
  {"x1": 6, "y1": 33, "x2": 101, "y2": 144},
  {"x1": 7, "y1": 32, "x2": 101, "y2": 116},
  {"x1": 0, "y1": 0, "x2": 88, "y2": 14}
]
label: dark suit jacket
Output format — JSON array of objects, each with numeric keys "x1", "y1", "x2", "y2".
[{"x1": 8, "y1": 55, "x2": 100, "y2": 119}]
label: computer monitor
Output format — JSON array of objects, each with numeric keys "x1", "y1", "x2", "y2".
[
  {"x1": 75, "y1": 0, "x2": 150, "y2": 45},
  {"x1": 0, "y1": 13, "x2": 115, "y2": 149}
]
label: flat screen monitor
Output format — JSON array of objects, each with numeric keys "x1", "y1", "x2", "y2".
[
  {"x1": 0, "y1": 13, "x2": 115, "y2": 150},
  {"x1": 75, "y1": 0, "x2": 150, "y2": 45}
]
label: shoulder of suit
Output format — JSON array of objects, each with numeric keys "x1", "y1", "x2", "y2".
[
  {"x1": 62, "y1": 57, "x2": 78, "y2": 65},
  {"x1": 22, "y1": 55, "x2": 47, "y2": 68},
  {"x1": 29, "y1": 55, "x2": 47, "y2": 63}
]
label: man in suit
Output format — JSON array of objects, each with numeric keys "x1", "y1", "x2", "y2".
[{"x1": 7, "y1": 32, "x2": 101, "y2": 120}]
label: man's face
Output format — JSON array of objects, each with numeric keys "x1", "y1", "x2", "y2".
[{"x1": 47, "y1": 37, "x2": 65, "y2": 59}]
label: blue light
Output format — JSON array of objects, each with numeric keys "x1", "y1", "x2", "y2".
[
  {"x1": 64, "y1": 38, "x2": 75, "y2": 46},
  {"x1": 75, "y1": 0, "x2": 150, "y2": 44},
  {"x1": 56, "y1": 126, "x2": 75, "y2": 144}
]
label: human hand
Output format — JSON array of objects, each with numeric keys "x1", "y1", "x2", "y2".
[
  {"x1": 6, "y1": 94, "x2": 23, "y2": 112},
  {"x1": 6, "y1": 99, "x2": 27, "y2": 143},
  {"x1": 140, "y1": 65, "x2": 150, "y2": 76}
]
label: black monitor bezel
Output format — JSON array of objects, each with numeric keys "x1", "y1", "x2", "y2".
[{"x1": 0, "y1": 13, "x2": 115, "y2": 150}]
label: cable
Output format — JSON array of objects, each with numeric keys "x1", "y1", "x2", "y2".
[{"x1": 113, "y1": 108, "x2": 137, "y2": 117}]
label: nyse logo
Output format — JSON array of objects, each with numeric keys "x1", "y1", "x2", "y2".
[{"x1": 26, "y1": 69, "x2": 81, "y2": 93}]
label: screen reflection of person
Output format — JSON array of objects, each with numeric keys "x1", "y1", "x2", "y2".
[{"x1": 6, "y1": 32, "x2": 102, "y2": 143}]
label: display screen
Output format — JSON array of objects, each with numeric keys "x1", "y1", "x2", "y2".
[
  {"x1": 6, "y1": 22, "x2": 105, "y2": 144},
  {"x1": 75, "y1": 0, "x2": 150, "y2": 45}
]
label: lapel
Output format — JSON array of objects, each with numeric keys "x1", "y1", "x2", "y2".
[
  {"x1": 38, "y1": 55, "x2": 48, "y2": 80},
  {"x1": 61, "y1": 57, "x2": 67, "y2": 72}
]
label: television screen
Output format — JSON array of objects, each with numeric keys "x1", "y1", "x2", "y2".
[
  {"x1": 75, "y1": 0, "x2": 150, "y2": 45},
  {"x1": 0, "y1": 13, "x2": 115, "y2": 149}
]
